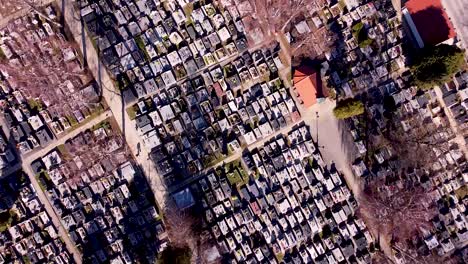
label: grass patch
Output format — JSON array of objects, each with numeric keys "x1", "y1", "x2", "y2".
[
  {"x1": 67, "y1": 115, "x2": 78, "y2": 127},
  {"x1": 65, "y1": 105, "x2": 105, "y2": 132},
  {"x1": 455, "y1": 185, "x2": 467, "y2": 200},
  {"x1": 115, "y1": 73, "x2": 130, "y2": 91},
  {"x1": 28, "y1": 98, "x2": 43, "y2": 111},
  {"x1": 183, "y1": 3, "x2": 194, "y2": 17},
  {"x1": 275, "y1": 253, "x2": 285, "y2": 262},
  {"x1": 338, "y1": 0, "x2": 346, "y2": 9},
  {"x1": 0, "y1": 46, "x2": 5, "y2": 60},
  {"x1": 92, "y1": 120, "x2": 111, "y2": 131},
  {"x1": 56, "y1": 144, "x2": 70, "y2": 160},
  {"x1": 352, "y1": 22, "x2": 373, "y2": 48},
  {"x1": 0, "y1": 209, "x2": 17, "y2": 232},
  {"x1": 223, "y1": 159, "x2": 249, "y2": 186},
  {"x1": 203, "y1": 152, "x2": 226, "y2": 168},
  {"x1": 36, "y1": 171, "x2": 51, "y2": 191},
  {"x1": 126, "y1": 105, "x2": 138, "y2": 120},
  {"x1": 227, "y1": 170, "x2": 243, "y2": 185},
  {"x1": 22, "y1": 256, "x2": 31, "y2": 264},
  {"x1": 135, "y1": 35, "x2": 150, "y2": 61}
]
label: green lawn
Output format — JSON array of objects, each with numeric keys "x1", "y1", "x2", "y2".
[
  {"x1": 134, "y1": 35, "x2": 150, "y2": 61},
  {"x1": 455, "y1": 185, "x2": 467, "y2": 199},
  {"x1": 223, "y1": 159, "x2": 249, "y2": 186},
  {"x1": 28, "y1": 98, "x2": 43, "y2": 111},
  {"x1": 56, "y1": 144, "x2": 70, "y2": 160},
  {"x1": 227, "y1": 171, "x2": 243, "y2": 185},
  {"x1": 0, "y1": 209, "x2": 17, "y2": 232},
  {"x1": 126, "y1": 105, "x2": 138, "y2": 120}
]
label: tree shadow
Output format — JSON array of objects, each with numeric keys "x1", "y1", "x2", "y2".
[
  {"x1": 0, "y1": 125, "x2": 22, "y2": 178},
  {"x1": 78, "y1": 163, "x2": 167, "y2": 264},
  {"x1": 30, "y1": 126, "x2": 167, "y2": 264},
  {"x1": 0, "y1": 171, "x2": 75, "y2": 263}
]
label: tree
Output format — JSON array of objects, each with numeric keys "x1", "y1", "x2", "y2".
[
  {"x1": 226, "y1": 0, "x2": 333, "y2": 58},
  {"x1": 0, "y1": 0, "x2": 61, "y2": 27},
  {"x1": 382, "y1": 110, "x2": 453, "y2": 168},
  {"x1": 163, "y1": 201, "x2": 199, "y2": 248},
  {"x1": 352, "y1": 22, "x2": 373, "y2": 48},
  {"x1": 0, "y1": 26, "x2": 96, "y2": 118},
  {"x1": 357, "y1": 177, "x2": 434, "y2": 244},
  {"x1": 333, "y1": 98, "x2": 364, "y2": 119},
  {"x1": 410, "y1": 44, "x2": 465, "y2": 89},
  {"x1": 163, "y1": 200, "x2": 220, "y2": 263}
]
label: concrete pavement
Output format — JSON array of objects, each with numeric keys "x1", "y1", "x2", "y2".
[
  {"x1": 434, "y1": 86, "x2": 468, "y2": 160},
  {"x1": 19, "y1": 110, "x2": 111, "y2": 264},
  {"x1": 22, "y1": 163, "x2": 82, "y2": 264},
  {"x1": 299, "y1": 100, "x2": 362, "y2": 197},
  {"x1": 57, "y1": 0, "x2": 170, "y2": 209},
  {"x1": 442, "y1": 0, "x2": 468, "y2": 57}
]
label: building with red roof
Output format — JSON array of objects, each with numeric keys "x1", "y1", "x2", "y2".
[
  {"x1": 293, "y1": 65, "x2": 326, "y2": 108},
  {"x1": 403, "y1": 0, "x2": 456, "y2": 47}
]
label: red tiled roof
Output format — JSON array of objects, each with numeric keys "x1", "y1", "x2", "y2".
[
  {"x1": 293, "y1": 66, "x2": 326, "y2": 108},
  {"x1": 405, "y1": 0, "x2": 456, "y2": 45}
]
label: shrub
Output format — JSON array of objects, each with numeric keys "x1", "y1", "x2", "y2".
[
  {"x1": 352, "y1": 22, "x2": 373, "y2": 48},
  {"x1": 333, "y1": 98, "x2": 365, "y2": 119}
]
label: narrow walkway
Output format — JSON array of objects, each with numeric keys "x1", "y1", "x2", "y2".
[
  {"x1": 19, "y1": 110, "x2": 111, "y2": 264},
  {"x1": 22, "y1": 163, "x2": 83, "y2": 264},
  {"x1": 434, "y1": 86, "x2": 468, "y2": 160}
]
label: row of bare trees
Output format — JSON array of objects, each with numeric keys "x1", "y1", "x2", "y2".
[
  {"x1": 0, "y1": 3, "x2": 99, "y2": 118},
  {"x1": 358, "y1": 98, "x2": 465, "y2": 262},
  {"x1": 223, "y1": 0, "x2": 335, "y2": 62}
]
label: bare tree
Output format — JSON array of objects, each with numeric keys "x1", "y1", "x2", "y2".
[
  {"x1": 357, "y1": 177, "x2": 434, "y2": 244},
  {"x1": 392, "y1": 243, "x2": 463, "y2": 264},
  {"x1": 163, "y1": 201, "x2": 220, "y2": 263},
  {"x1": 224, "y1": 0, "x2": 333, "y2": 58},
  {"x1": 0, "y1": 0, "x2": 61, "y2": 27},
  {"x1": 0, "y1": 30, "x2": 96, "y2": 116},
  {"x1": 164, "y1": 201, "x2": 198, "y2": 248},
  {"x1": 383, "y1": 111, "x2": 454, "y2": 168}
]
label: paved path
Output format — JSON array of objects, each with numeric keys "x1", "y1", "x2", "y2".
[
  {"x1": 300, "y1": 100, "x2": 362, "y2": 197},
  {"x1": 57, "y1": 0, "x2": 170, "y2": 209},
  {"x1": 22, "y1": 110, "x2": 111, "y2": 165},
  {"x1": 301, "y1": 100, "x2": 398, "y2": 258},
  {"x1": 434, "y1": 86, "x2": 468, "y2": 160},
  {"x1": 19, "y1": 110, "x2": 110, "y2": 264},
  {"x1": 0, "y1": 0, "x2": 55, "y2": 28},
  {"x1": 22, "y1": 163, "x2": 82, "y2": 264},
  {"x1": 57, "y1": 0, "x2": 302, "y2": 207}
]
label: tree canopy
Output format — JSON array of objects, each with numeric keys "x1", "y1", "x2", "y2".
[
  {"x1": 333, "y1": 98, "x2": 365, "y2": 119},
  {"x1": 410, "y1": 44, "x2": 465, "y2": 89}
]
